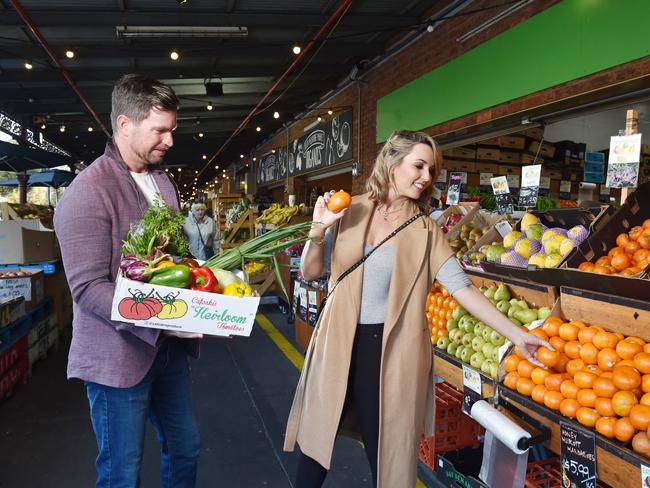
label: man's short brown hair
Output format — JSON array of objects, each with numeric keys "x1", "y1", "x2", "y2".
[{"x1": 110, "y1": 74, "x2": 179, "y2": 133}]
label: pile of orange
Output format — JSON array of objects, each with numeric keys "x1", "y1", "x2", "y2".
[
  {"x1": 425, "y1": 282, "x2": 457, "y2": 344},
  {"x1": 577, "y1": 219, "x2": 650, "y2": 276},
  {"x1": 502, "y1": 315, "x2": 650, "y2": 454}
]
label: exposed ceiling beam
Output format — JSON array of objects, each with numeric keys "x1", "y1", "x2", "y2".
[{"x1": 0, "y1": 10, "x2": 419, "y2": 29}]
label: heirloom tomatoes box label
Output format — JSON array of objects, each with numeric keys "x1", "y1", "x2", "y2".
[{"x1": 110, "y1": 274, "x2": 260, "y2": 337}]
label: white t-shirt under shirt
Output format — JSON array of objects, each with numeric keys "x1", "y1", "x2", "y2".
[{"x1": 130, "y1": 171, "x2": 162, "y2": 207}]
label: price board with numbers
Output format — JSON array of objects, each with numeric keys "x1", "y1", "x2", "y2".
[
  {"x1": 461, "y1": 365, "x2": 482, "y2": 415},
  {"x1": 560, "y1": 421, "x2": 597, "y2": 488}
]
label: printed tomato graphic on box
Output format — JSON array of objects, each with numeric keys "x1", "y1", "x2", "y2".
[{"x1": 111, "y1": 273, "x2": 260, "y2": 337}]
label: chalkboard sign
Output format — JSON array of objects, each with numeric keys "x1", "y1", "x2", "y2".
[
  {"x1": 560, "y1": 421, "x2": 597, "y2": 488},
  {"x1": 256, "y1": 109, "x2": 353, "y2": 185}
]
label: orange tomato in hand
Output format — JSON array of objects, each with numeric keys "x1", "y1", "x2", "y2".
[{"x1": 327, "y1": 191, "x2": 352, "y2": 213}]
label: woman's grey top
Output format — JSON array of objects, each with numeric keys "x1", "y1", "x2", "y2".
[{"x1": 319, "y1": 229, "x2": 471, "y2": 324}]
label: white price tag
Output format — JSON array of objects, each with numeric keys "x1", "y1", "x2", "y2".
[
  {"x1": 560, "y1": 180, "x2": 572, "y2": 193},
  {"x1": 539, "y1": 176, "x2": 551, "y2": 189},
  {"x1": 495, "y1": 220, "x2": 513, "y2": 237},
  {"x1": 462, "y1": 365, "x2": 482, "y2": 394},
  {"x1": 490, "y1": 176, "x2": 510, "y2": 195},
  {"x1": 506, "y1": 174, "x2": 520, "y2": 188}
]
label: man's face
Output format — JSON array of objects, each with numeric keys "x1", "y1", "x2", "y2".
[{"x1": 125, "y1": 106, "x2": 176, "y2": 166}]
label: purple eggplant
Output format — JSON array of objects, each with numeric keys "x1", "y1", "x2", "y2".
[
  {"x1": 124, "y1": 260, "x2": 150, "y2": 282},
  {"x1": 120, "y1": 255, "x2": 139, "y2": 272}
]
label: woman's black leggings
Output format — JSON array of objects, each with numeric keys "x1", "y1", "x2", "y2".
[{"x1": 295, "y1": 323, "x2": 383, "y2": 488}]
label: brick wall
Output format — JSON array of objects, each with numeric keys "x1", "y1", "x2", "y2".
[{"x1": 256, "y1": 0, "x2": 649, "y2": 197}]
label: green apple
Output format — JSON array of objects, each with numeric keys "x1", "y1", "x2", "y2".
[
  {"x1": 449, "y1": 329, "x2": 463, "y2": 342},
  {"x1": 471, "y1": 336, "x2": 486, "y2": 353},
  {"x1": 452, "y1": 305, "x2": 469, "y2": 321},
  {"x1": 470, "y1": 352, "x2": 486, "y2": 369},
  {"x1": 482, "y1": 342, "x2": 496, "y2": 359},
  {"x1": 489, "y1": 362, "x2": 499, "y2": 379},
  {"x1": 447, "y1": 342, "x2": 459, "y2": 357},
  {"x1": 462, "y1": 333, "x2": 475, "y2": 347},
  {"x1": 446, "y1": 319, "x2": 459, "y2": 331},
  {"x1": 463, "y1": 318, "x2": 477, "y2": 334},
  {"x1": 474, "y1": 322, "x2": 484, "y2": 338},
  {"x1": 490, "y1": 330, "x2": 506, "y2": 347},
  {"x1": 460, "y1": 346, "x2": 473, "y2": 364},
  {"x1": 484, "y1": 285, "x2": 497, "y2": 300},
  {"x1": 455, "y1": 345, "x2": 465, "y2": 359},
  {"x1": 481, "y1": 360, "x2": 493, "y2": 375},
  {"x1": 436, "y1": 336, "x2": 451, "y2": 351},
  {"x1": 491, "y1": 346, "x2": 500, "y2": 362},
  {"x1": 482, "y1": 326, "x2": 492, "y2": 341}
]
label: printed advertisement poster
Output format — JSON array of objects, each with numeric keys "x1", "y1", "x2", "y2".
[{"x1": 606, "y1": 133, "x2": 642, "y2": 188}]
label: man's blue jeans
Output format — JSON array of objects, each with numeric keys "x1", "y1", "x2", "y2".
[{"x1": 86, "y1": 339, "x2": 200, "y2": 488}]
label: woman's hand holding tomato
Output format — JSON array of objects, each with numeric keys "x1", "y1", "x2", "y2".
[{"x1": 311, "y1": 190, "x2": 351, "y2": 233}]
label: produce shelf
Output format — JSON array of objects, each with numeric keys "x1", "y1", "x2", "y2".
[{"x1": 433, "y1": 345, "x2": 643, "y2": 488}]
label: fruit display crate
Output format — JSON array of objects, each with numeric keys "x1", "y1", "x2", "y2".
[
  {"x1": 0, "y1": 298, "x2": 52, "y2": 355},
  {"x1": 433, "y1": 349, "x2": 641, "y2": 488},
  {"x1": 418, "y1": 381, "x2": 483, "y2": 469}
]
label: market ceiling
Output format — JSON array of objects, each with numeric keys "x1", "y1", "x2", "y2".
[{"x1": 0, "y1": 0, "x2": 443, "y2": 190}]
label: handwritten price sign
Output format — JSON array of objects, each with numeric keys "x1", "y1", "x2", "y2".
[{"x1": 560, "y1": 421, "x2": 597, "y2": 488}]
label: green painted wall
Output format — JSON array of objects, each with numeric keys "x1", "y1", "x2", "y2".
[{"x1": 376, "y1": 0, "x2": 650, "y2": 142}]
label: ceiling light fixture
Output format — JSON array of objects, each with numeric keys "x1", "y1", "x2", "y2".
[
  {"x1": 59, "y1": 125, "x2": 65, "y2": 132},
  {"x1": 317, "y1": 116, "x2": 322, "y2": 122},
  {"x1": 215, "y1": 165, "x2": 219, "y2": 169},
  {"x1": 24, "y1": 61, "x2": 33, "y2": 70},
  {"x1": 198, "y1": 132, "x2": 204, "y2": 138},
  {"x1": 40, "y1": 124, "x2": 46, "y2": 130},
  {"x1": 292, "y1": 45, "x2": 301, "y2": 55},
  {"x1": 116, "y1": 26, "x2": 248, "y2": 38},
  {"x1": 206, "y1": 102, "x2": 213, "y2": 111},
  {"x1": 271, "y1": 149, "x2": 275, "y2": 153},
  {"x1": 170, "y1": 50, "x2": 180, "y2": 61},
  {"x1": 202, "y1": 155, "x2": 207, "y2": 160},
  {"x1": 87, "y1": 127, "x2": 93, "y2": 132},
  {"x1": 177, "y1": 168, "x2": 181, "y2": 172},
  {"x1": 256, "y1": 126, "x2": 261, "y2": 132},
  {"x1": 240, "y1": 154, "x2": 244, "y2": 158},
  {"x1": 273, "y1": 111, "x2": 280, "y2": 119},
  {"x1": 327, "y1": 109, "x2": 333, "y2": 115}
]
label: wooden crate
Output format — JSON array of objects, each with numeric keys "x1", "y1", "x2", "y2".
[
  {"x1": 221, "y1": 208, "x2": 255, "y2": 249},
  {"x1": 499, "y1": 151, "x2": 521, "y2": 165},
  {"x1": 476, "y1": 162, "x2": 499, "y2": 174},
  {"x1": 444, "y1": 160, "x2": 476, "y2": 173},
  {"x1": 476, "y1": 147, "x2": 500, "y2": 161},
  {"x1": 521, "y1": 152, "x2": 544, "y2": 165},
  {"x1": 528, "y1": 140, "x2": 556, "y2": 159},
  {"x1": 0, "y1": 203, "x2": 20, "y2": 221},
  {"x1": 443, "y1": 146, "x2": 476, "y2": 159},
  {"x1": 215, "y1": 194, "x2": 243, "y2": 232},
  {"x1": 541, "y1": 168, "x2": 562, "y2": 180},
  {"x1": 521, "y1": 127, "x2": 544, "y2": 140},
  {"x1": 557, "y1": 287, "x2": 650, "y2": 342},
  {"x1": 466, "y1": 271, "x2": 558, "y2": 310},
  {"x1": 498, "y1": 135, "x2": 526, "y2": 150}
]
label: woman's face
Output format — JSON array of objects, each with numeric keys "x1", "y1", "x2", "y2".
[
  {"x1": 193, "y1": 206, "x2": 206, "y2": 220},
  {"x1": 389, "y1": 143, "x2": 434, "y2": 201}
]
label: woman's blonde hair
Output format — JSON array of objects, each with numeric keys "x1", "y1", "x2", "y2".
[{"x1": 365, "y1": 130, "x2": 441, "y2": 211}]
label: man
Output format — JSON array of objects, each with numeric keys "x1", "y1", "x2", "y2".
[{"x1": 54, "y1": 74, "x2": 200, "y2": 488}]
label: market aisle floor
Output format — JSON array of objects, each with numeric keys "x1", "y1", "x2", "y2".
[{"x1": 0, "y1": 305, "x2": 402, "y2": 487}]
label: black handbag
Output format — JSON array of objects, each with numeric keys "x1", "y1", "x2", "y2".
[{"x1": 314, "y1": 211, "x2": 424, "y2": 323}]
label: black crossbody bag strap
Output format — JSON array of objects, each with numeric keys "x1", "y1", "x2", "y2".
[{"x1": 315, "y1": 211, "x2": 424, "y2": 321}]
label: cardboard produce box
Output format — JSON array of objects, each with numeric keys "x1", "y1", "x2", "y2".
[
  {"x1": 0, "y1": 269, "x2": 44, "y2": 311},
  {"x1": 110, "y1": 273, "x2": 260, "y2": 337},
  {"x1": 0, "y1": 220, "x2": 60, "y2": 264}
]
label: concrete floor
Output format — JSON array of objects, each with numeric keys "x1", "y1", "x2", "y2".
[{"x1": 0, "y1": 304, "x2": 434, "y2": 488}]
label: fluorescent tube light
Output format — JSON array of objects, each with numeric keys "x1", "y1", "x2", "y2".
[{"x1": 116, "y1": 26, "x2": 248, "y2": 38}]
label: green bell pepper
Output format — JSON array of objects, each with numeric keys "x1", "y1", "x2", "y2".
[{"x1": 149, "y1": 265, "x2": 191, "y2": 288}]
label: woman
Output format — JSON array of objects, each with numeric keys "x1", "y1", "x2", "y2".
[
  {"x1": 284, "y1": 130, "x2": 551, "y2": 487},
  {"x1": 183, "y1": 202, "x2": 219, "y2": 261}
]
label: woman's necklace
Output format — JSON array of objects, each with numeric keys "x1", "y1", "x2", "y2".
[{"x1": 376, "y1": 200, "x2": 406, "y2": 221}]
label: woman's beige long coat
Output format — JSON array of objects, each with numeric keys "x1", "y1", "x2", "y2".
[{"x1": 284, "y1": 192, "x2": 453, "y2": 487}]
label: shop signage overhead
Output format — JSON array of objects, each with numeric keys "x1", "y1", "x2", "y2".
[{"x1": 256, "y1": 110, "x2": 353, "y2": 185}]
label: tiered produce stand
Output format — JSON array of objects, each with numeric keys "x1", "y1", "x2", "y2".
[{"x1": 424, "y1": 182, "x2": 650, "y2": 488}]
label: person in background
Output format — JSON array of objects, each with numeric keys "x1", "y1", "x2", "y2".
[
  {"x1": 183, "y1": 202, "x2": 220, "y2": 260},
  {"x1": 284, "y1": 130, "x2": 551, "y2": 487},
  {"x1": 54, "y1": 74, "x2": 201, "y2": 488}
]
